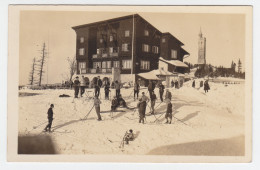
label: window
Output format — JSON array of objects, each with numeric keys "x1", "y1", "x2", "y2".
[
  {"x1": 152, "y1": 46, "x2": 159, "y2": 54},
  {"x1": 125, "y1": 30, "x2": 130, "y2": 37},
  {"x1": 79, "y1": 48, "x2": 85, "y2": 55},
  {"x1": 122, "y1": 60, "x2": 132, "y2": 69},
  {"x1": 144, "y1": 30, "x2": 149, "y2": 36},
  {"x1": 97, "y1": 49, "x2": 100, "y2": 54},
  {"x1": 93, "y1": 62, "x2": 101, "y2": 69},
  {"x1": 171, "y1": 49, "x2": 177, "y2": 59},
  {"x1": 113, "y1": 61, "x2": 120, "y2": 68},
  {"x1": 100, "y1": 38, "x2": 103, "y2": 43},
  {"x1": 80, "y1": 37, "x2": 84, "y2": 43},
  {"x1": 79, "y1": 62, "x2": 86, "y2": 69},
  {"x1": 109, "y1": 35, "x2": 113, "y2": 42},
  {"x1": 142, "y1": 44, "x2": 150, "y2": 52},
  {"x1": 102, "y1": 61, "x2": 107, "y2": 68},
  {"x1": 109, "y1": 47, "x2": 113, "y2": 54},
  {"x1": 122, "y1": 43, "x2": 130, "y2": 52},
  {"x1": 107, "y1": 61, "x2": 112, "y2": 68},
  {"x1": 140, "y1": 60, "x2": 150, "y2": 70},
  {"x1": 162, "y1": 38, "x2": 166, "y2": 43}
]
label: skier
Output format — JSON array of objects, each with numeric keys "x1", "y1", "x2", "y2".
[
  {"x1": 165, "y1": 99, "x2": 173, "y2": 124},
  {"x1": 94, "y1": 96, "x2": 102, "y2": 121},
  {"x1": 80, "y1": 75, "x2": 86, "y2": 97},
  {"x1": 44, "y1": 104, "x2": 54, "y2": 132},
  {"x1": 192, "y1": 80, "x2": 195, "y2": 88},
  {"x1": 159, "y1": 83, "x2": 165, "y2": 102},
  {"x1": 148, "y1": 80, "x2": 154, "y2": 99},
  {"x1": 133, "y1": 81, "x2": 140, "y2": 100},
  {"x1": 95, "y1": 76, "x2": 102, "y2": 97},
  {"x1": 165, "y1": 89, "x2": 172, "y2": 101},
  {"x1": 124, "y1": 129, "x2": 134, "y2": 144},
  {"x1": 115, "y1": 80, "x2": 121, "y2": 98},
  {"x1": 204, "y1": 80, "x2": 210, "y2": 93},
  {"x1": 150, "y1": 91, "x2": 157, "y2": 115},
  {"x1": 104, "y1": 82, "x2": 110, "y2": 100},
  {"x1": 140, "y1": 92, "x2": 149, "y2": 116},
  {"x1": 73, "y1": 76, "x2": 80, "y2": 98},
  {"x1": 137, "y1": 98, "x2": 145, "y2": 124}
]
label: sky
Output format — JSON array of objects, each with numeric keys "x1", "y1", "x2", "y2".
[{"x1": 19, "y1": 10, "x2": 245, "y2": 85}]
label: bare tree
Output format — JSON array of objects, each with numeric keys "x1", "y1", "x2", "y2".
[
  {"x1": 28, "y1": 57, "x2": 36, "y2": 85},
  {"x1": 37, "y1": 42, "x2": 48, "y2": 86},
  {"x1": 67, "y1": 55, "x2": 77, "y2": 82}
]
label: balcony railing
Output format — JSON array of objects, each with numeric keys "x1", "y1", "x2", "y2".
[
  {"x1": 80, "y1": 68, "x2": 112, "y2": 74},
  {"x1": 92, "y1": 53, "x2": 118, "y2": 59}
]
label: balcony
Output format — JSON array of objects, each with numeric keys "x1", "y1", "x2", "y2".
[{"x1": 92, "y1": 52, "x2": 118, "y2": 59}]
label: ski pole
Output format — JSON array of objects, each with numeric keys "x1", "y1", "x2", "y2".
[
  {"x1": 173, "y1": 115, "x2": 189, "y2": 126},
  {"x1": 33, "y1": 120, "x2": 49, "y2": 129},
  {"x1": 83, "y1": 104, "x2": 95, "y2": 120}
]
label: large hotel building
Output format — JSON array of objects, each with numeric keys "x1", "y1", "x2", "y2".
[{"x1": 72, "y1": 14, "x2": 189, "y2": 83}]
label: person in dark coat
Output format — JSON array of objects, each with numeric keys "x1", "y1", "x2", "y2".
[
  {"x1": 137, "y1": 99, "x2": 146, "y2": 124},
  {"x1": 115, "y1": 81, "x2": 121, "y2": 98},
  {"x1": 165, "y1": 99, "x2": 172, "y2": 124},
  {"x1": 95, "y1": 76, "x2": 102, "y2": 97},
  {"x1": 171, "y1": 80, "x2": 174, "y2": 88},
  {"x1": 165, "y1": 89, "x2": 172, "y2": 101},
  {"x1": 148, "y1": 80, "x2": 154, "y2": 99},
  {"x1": 204, "y1": 80, "x2": 210, "y2": 93},
  {"x1": 200, "y1": 80, "x2": 204, "y2": 88},
  {"x1": 44, "y1": 104, "x2": 54, "y2": 132},
  {"x1": 140, "y1": 92, "x2": 149, "y2": 116},
  {"x1": 175, "y1": 80, "x2": 179, "y2": 89},
  {"x1": 150, "y1": 91, "x2": 157, "y2": 115},
  {"x1": 111, "y1": 96, "x2": 118, "y2": 111},
  {"x1": 104, "y1": 82, "x2": 110, "y2": 100},
  {"x1": 117, "y1": 94, "x2": 127, "y2": 108},
  {"x1": 192, "y1": 80, "x2": 195, "y2": 88},
  {"x1": 159, "y1": 83, "x2": 165, "y2": 102},
  {"x1": 124, "y1": 129, "x2": 134, "y2": 144},
  {"x1": 73, "y1": 76, "x2": 80, "y2": 98},
  {"x1": 134, "y1": 82, "x2": 140, "y2": 100}
]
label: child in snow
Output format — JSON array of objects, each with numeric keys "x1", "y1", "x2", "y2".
[
  {"x1": 165, "y1": 99, "x2": 173, "y2": 124},
  {"x1": 73, "y1": 76, "x2": 80, "y2": 98},
  {"x1": 111, "y1": 96, "x2": 118, "y2": 111},
  {"x1": 137, "y1": 98, "x2": 146, "y2": 124},
  {"x1": 94, "y1": 96, "x2": 102, "y2": 121},
  {"x1": 44, "y1": 104, "x2": 54, "y2": 132},
  {"x1": 124, "y1": 129, "x2": 134, "y2": 144}
]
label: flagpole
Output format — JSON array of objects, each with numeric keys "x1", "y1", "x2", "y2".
[{"x1": 131, "y1": 14, "x2": 135, "y2": 84}]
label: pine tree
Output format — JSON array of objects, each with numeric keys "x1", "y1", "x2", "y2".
[
  {"x1": 37, "y1": 42, "x2": 47, "y2": 86},
  {"x1": 238, "y1": 59, "x2": 242, "y2": 73},
  {"x1": 28, "y1": 57, "x2": 36, "y2": 85}
]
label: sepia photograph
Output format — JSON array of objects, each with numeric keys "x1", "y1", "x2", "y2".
[{"x1": 8, "y1": 5, "x2": 252, "y2": 162}]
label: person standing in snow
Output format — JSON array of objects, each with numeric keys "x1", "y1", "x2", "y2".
[
  {"x1": 95, "y1": 76, "x2": 102, "y2": 97},
  {"x1": 104, "y1": 81, "x2": 110, "y2": 100},
  {"x1": 140, "y1": 92, "x2": 149, "y2": 116},
  {"x1": 192, "y1": 80, "x2": 195, "y2": 88},
  {"x1": 80, "y1": 75, "x2": 86, "y2": 97},
  {"x1": 171, "y1": 80, "x2": 174, "y2": 88},
  {"x1": 44, "y1": 104, "x2": 54, "y2": 132},
  {"x1": 73, "y1": 76, "x2": 80, "y2": 98},
  {"x1": 133, "y1": 81, "x2": 140, "y2": 100},
  {"x1": 159, "y1": 83, "x2": 165, "y2": 102},
  {"x1": 200, "y1": 80, "x2": 204, "y2": 88},
  {"x1": 165, "y1": 99, "x2": 172, "y2": 124},
  {"x1": 150, "y1": 91, "x2": 157, "y2": 115},
  {"x1": 165, "y1": 89, "x2": 172, "y2": 101},
  {"x1": 115, "y1": 80, "x2": 121, "y2": 99},
  {"x1": 137, "y1": 98, "x2": 146, "y2": 124},
  {"x1": 204, "y1": 80, "x2": 210, "y2": 93},
  {"x1": 175, "y1": 80, "x2": 179, "y2": 89},
  {"x1": 94, "y1": 96, "x2": 102, "y2": 121},
  {"x1": 148, "y1": 80, "x2": 154, "y2": 99},
  {"x1": 111, "y1": 96, "x2": 118, "y2": 111}
]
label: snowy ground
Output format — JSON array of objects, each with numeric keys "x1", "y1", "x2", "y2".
[{"x1": 18, "y1": 79, "x2": 245, "y2": 155}]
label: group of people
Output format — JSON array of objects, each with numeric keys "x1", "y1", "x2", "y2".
[
  {"x1": 136, "y1": 80, "x2": 173, "y2": 124},
  {"x1": 192, "y1": 79, "x2": 210, "y2": 93},
  {"x1": 170, "y1": 80, "x2": 179, "y2": 89}
]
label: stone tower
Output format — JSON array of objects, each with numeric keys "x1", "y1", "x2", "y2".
[{"x1": 198, "y1": 28, "x2": 206, "y2": 65}]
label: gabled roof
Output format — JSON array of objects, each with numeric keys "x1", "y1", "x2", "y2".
[
  {"x1": 180, "y1": 48, "x2": 190, "y2": 55},
  {"x1": 159, "y1": 57, "x2": 188, "y2": 68},
  {"x1": 162, "y1": 32, "x2": 184, "y2": 46}
]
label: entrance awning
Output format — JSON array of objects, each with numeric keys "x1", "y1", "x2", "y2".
[
  {"x1": 159, "y1": 57, "x2": 188, "y2": 68},
  {"x1": 137, "y1": 72, "x2": 160, "y2": 80}
]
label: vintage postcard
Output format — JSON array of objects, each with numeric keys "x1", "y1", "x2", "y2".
[{"x1": 8, "y1": 5, "x2": 252, "y2": 162}]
